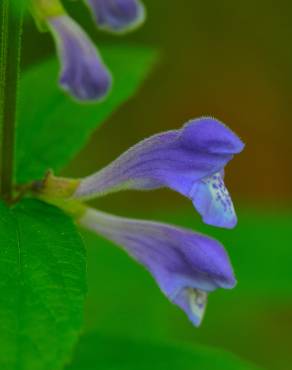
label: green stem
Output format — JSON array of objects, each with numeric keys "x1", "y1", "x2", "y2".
[{"x1": 0, "y1": 0, "x2": 23, "y2": 202}]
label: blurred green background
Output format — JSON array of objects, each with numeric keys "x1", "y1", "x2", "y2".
[{"x1": 22, "y1": 1, "x2": 292, "y2": 369}]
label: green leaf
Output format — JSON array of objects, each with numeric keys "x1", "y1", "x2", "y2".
[
  {"x1": 16, "y1": 45, "x2": 158, "y2": 184},
  {"x1": 0, "y1": 199, "x2": 86, "y2": 370},
  {"x1": 66, "y1": 332, "x2": 263, "y2": 370}
]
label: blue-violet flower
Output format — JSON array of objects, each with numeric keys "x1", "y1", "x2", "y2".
[
  {"x1": 30, "y1": 0, "x2": 145, "y2": 101},
  {"x1": 85, "y1": 0, "x2": 145, "y2": 33},
  {"x1": 48, "y1": 14, "x2": 112, "y2": 101},
  {"x1": 79, "y1": 207, "x2": 236, "y2": 326},
  {"x1": 74, "y1": 117, "x2": 244, "y2": 228},
  {"x1": 37, "y1": 117, "x2": 244, "y2": 326}
]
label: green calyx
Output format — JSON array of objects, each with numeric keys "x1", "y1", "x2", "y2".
[
  {"x1": 31, "y1": 170, "x2": 87, "y2": 219},
  {"x1": 39, "y1": 196, "x2": 87, "y2": 220},
  {"x1": 29, "y1": 0, "x2": 65, "y2": 30},
  {"x1": 32, "y1": 170, "x2": 80, "y2": 199}
]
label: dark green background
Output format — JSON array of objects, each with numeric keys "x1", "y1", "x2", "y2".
[{"x1": 21, "y1": 1, "x2": 292, "y2": 369}]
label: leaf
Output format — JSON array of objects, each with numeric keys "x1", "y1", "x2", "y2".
[
  {"x1": 66, "y1": 332, "x2": 263, "y2": 370},
  {"x1": 0, "y1": 199, "x2": 86, "y2": 370},
  {"x1": 16, "y1": 45, "x2": 158, "y2": 184}
]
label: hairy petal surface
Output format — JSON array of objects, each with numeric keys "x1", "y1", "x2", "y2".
[
  {"x1": 75, "y1": 117, "x2": 244, "y2": 228},
  {"x1": 48, "y1": 14, "x2": 112, "y2": 101},
  {"x1": 79, "y1": 208, "x2": 236, "y2": 326},
  {"x1": 86, "y1": 0, "x2": 145, "y2": 33}
]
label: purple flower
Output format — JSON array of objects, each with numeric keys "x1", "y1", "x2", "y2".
[
  {"x1": 34, "y1": 116, "x2": 243, "y2": 326},
  {"x1": 86, "y1": 0, "x2": 145, "y2": 33},
  {"x1": 47, "y1": 14, "x2": 112, "y2": 101},
  {"x1": 74, "y1": 117, "x2": 244, "y2": 228},
  {"x1": 79, "y1": 207, "x2": 236, "y2": 326}
]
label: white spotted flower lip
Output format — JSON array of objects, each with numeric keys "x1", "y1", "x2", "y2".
[
  {"x1": 189, "y1": 171, "x2": 237, "y2": 228},
  {"x1": 73, "y1": 117, "x2": 244, "y2": 229}
]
